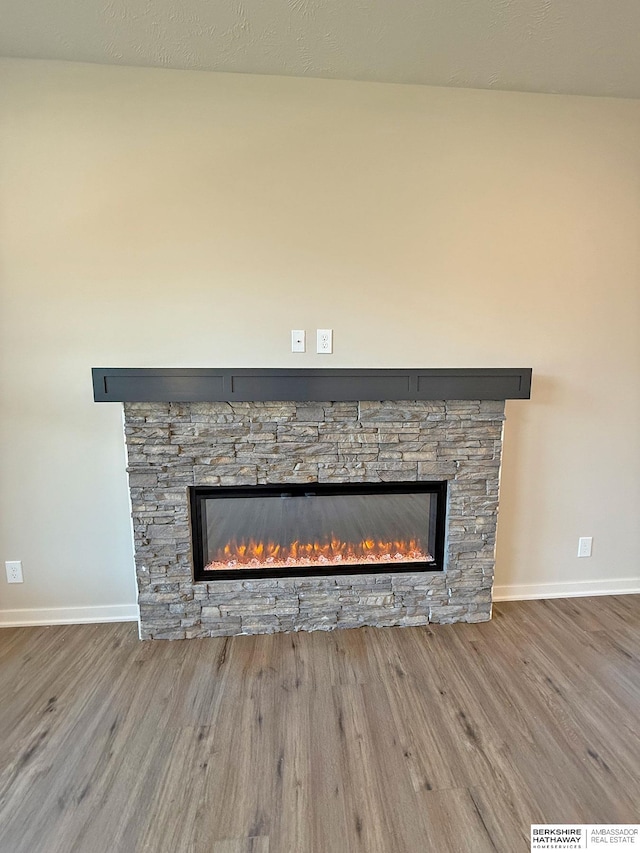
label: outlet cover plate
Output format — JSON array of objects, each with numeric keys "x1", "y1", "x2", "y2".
[
  {"x1": 5, "y1": 561, "x2": 23, "y2": 583},
  {"x1": 577, "y1": 537, "x2": 593, "y2": 558},
  {"x1": 317, "y1": 329, "x2": 333, "y2": 354}
]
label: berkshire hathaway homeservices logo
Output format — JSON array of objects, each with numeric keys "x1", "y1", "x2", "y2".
[
  {"x1": 531, "y1": 826, "x2": 586, "y2": 849},
  {"x1": 531, "y1": 825, "x2": 640, "y2": 850}
]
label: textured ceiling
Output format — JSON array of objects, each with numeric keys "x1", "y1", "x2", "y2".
[{"x1": 1, "y1": 0, "x2": 639, "y2": 98}]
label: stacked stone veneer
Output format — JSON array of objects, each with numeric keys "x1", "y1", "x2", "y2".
[{"x1": 123, "y1": 400, "x2": 506, "y2": 639}]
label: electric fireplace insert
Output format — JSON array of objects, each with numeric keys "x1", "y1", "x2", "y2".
[{"x1": 190, "y1": 481, "x2": 447, "y2": 582}]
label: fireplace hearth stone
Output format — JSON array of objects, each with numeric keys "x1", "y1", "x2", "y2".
[{"x1": 123, "y1": 399, "x2": 505, "y2": 639}]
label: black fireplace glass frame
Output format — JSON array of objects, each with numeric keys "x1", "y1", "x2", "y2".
[{"x1": 190, "y1": 481, "x2": 447, "y2": 582}]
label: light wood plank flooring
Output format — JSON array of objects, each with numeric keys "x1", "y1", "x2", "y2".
[{"x1": 0, "y1": 596, "x2": 638, "y2": 853}]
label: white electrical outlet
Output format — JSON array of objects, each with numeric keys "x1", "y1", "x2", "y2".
[
  {"x1": 577, "y1": 537, "x2": 593, "y2": 558},
  {"x1": 5, "y1": 560, "x2": 23, "y2": 583},
  {"x1": 291, "y1": 330, "x2": 306, "y2": 353},
  {"x1": 317, "y1": 329, "x2": 333, "y2": 354}
]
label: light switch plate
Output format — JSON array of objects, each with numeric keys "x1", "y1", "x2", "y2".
[{"x1": 291, "y1": 330, "x2": 305, "y2": 353}]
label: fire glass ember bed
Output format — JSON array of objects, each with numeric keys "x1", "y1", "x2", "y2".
[{"x1": 190, "y1": 482, "x2": 446, "y2": 582}]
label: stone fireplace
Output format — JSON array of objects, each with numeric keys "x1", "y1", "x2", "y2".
[{"x1": 93, "y1": 368, "x2": 531, "y2": 639}]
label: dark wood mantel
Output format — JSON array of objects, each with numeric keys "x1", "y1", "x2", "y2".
[{"x1": 92, "y1": 367, "x2": 532, "y2": 403}]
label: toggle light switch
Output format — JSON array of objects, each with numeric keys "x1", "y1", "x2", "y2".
[{"x1": 291, "y1": 330, "x2": 305, "y2": 353}]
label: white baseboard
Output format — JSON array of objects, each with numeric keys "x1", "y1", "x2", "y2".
[
  {"x1": 493, "y1": 578, "x2": 640, "y2": 602},
  {"x1": 1, "y1": 582, "x2": 638, "y2": 627},
  {"x1": 0, "y1": 604, "x2": 139, "y2": 628}
]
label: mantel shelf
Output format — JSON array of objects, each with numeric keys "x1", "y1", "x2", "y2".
[{"x1": 92, "y1": 367, "x2": 532, "y2": 403}]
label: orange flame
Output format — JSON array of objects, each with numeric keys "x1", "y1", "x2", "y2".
[{"x1": 204, "y1": 536, "x2": 432, "y2": 571}]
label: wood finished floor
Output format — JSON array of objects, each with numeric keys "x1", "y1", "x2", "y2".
[{"x1": 0, "y1": 596, "x2": 638, "y2": 853}]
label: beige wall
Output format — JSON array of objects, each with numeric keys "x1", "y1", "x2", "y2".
[{"x1": 1, "y1": 58, "x2": 639, "y2": 617}]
